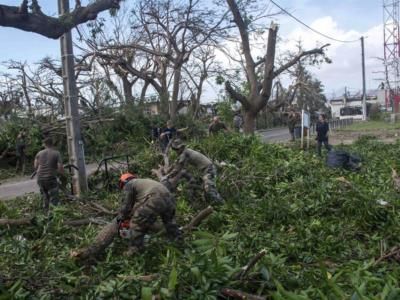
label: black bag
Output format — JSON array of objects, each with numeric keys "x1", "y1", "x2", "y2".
[{"x1": 326, "y1": 150, "x2": 361, "y2": 171}]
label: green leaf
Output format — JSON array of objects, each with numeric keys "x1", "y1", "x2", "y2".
[
  {"x1": 221, "y1": 232, "x2": 238, "y2": 240},
  {"x1": 141, "y1": 287, "x2": 152, "y2": 300},
  {"x1": 386, "y1": 289, "x2": 400, "y2": 300},
  {"x1": 168, "y1": 266, "x2": 178, "y2": 291}
]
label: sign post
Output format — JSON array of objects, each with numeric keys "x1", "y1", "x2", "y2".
[{"x1": 301, "y1": 110, "x2": 311, "y2": 149}]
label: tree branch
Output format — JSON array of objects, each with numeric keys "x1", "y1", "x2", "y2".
[
  {"x1": 273, "y1": 44, "x2": 330, "y2": 78},
  {"x1": 225, "y1": 80, "x2": 250, "y2": 110},
  {"x1": 259, "y1": 22, "x2": 278, "y2": 108},
  {"x1": 0, "y1": 0, "x2": 122, "y2": 39},
  {"x1": 226, "y1": 0, "x2": 258, "y2": 92}
]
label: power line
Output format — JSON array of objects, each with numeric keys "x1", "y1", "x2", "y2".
[{"x1": 270, "y1": 0, "x2": 360, "y2": 43}]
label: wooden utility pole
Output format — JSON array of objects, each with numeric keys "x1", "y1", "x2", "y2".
[
  {"x1": 361, "y1": 36, "x2": 367, "y2": 121},
  {"x1": 58, "y1": 0, "x2": 88, "y2": 195}
]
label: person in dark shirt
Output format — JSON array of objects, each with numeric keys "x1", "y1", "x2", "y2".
[
  {"x1": 316, "y1": 114, "x2": 331, "y2": 156},
  {"x1": 208, "y1": 116, "x2": 228, "y2": 136},
  {"x1": 160, "y1": 120, "x2": 177, "y2": 153}
]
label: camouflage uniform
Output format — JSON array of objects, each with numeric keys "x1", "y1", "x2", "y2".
[
  {"x1": 119, "y1": 178, "x2": 181, "y2": 251},
  {"x1": 35, "y1": 148, "x2": 62, "y2": 210},
  {"x1": 169, "y1": 147, "x2": 223, "y2": 204}
]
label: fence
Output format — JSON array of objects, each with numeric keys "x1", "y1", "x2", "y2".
[{"x1": 309, "y1": 118, "x2": 354, "y2": 135}]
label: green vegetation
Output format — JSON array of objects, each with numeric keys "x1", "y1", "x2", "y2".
[
  {"x1": 341, "y1": 120, "x2": 400, "y2": 131},
  {"x1": 1, "y1": 134, "x2": 400, "y2": 299}
]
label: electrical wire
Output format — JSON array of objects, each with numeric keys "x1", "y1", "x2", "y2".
[{"x1": 270, "y1": 0, "x2": 360, "y2": 43}]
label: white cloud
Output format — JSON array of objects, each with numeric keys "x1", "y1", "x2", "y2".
[{"x1": 279, "y1": 16, "x2": 384, "y2": 97}]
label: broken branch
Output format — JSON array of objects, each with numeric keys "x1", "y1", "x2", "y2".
[
  {"x1": 220, "y1": 288, "x2": 266, "y2": 300},
  {"x1": 0, "y1": 0, "x2": 122, "y2": 39},
  {"x1": 233, "y1": 249, "x2": 267, "y2": 280},
  {"x1": 183, "y1": 206, "x2": 214, "y2": 232},
  {"x1": 0, "y1": 218, "x2": 33, "y2": 226}
]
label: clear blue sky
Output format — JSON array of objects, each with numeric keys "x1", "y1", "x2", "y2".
[{"x1": 0, "y1": 0, "x2": 384, "y2": 96}]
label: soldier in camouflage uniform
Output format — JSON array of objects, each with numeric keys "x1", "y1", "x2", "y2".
[
  {"x1": 166, "y1": 140, "x2": 224, "y2": 204},
  {"x1": 34, "y1": 137, "x2": 64, "y2": 211},
  {"x1": 117, "y1": 173, "x2": 181, "y2": 255}
]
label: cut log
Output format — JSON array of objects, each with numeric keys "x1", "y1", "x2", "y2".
[
  {"x1": 0, "y1": 217, "x2": 107, "y2": 227},
  {"x1": 220, "y1": 288, "x2": 266, "y2": 300},
  {"x1": 72, "y1": 206, "x2": 215, "y2": 260},
  {"x1": 232, "y1": 249, "x2": 267, "y2": 280},
  {"x1": 64, "y1": 218, "x2": 108, "y2": 226},
  {"x1": 0, "y1": 218, "x2": 33, "y2": 226},
  {"x1": 183, "y1": 206, "x2": 214, "y2": 232},
  {"x1": 71, "y1": 217, "x2": 119, "y2": 260}
]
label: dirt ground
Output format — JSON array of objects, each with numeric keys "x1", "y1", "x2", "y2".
[{"x1": 329, "y1": 127, "x2": 400, "y2": 145}]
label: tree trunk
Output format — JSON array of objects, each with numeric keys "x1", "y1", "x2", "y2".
[
  {"x1": 159, "y1": 88, "x2": 170, "y2": 120},
  {"x1": 170, "y1": 66, "x2": 182, "y2": 122},
  {"x1": 71, "y1": 217, "x2": 119, "y2": 260},
  {"x1": 193, "y1": 75, "x2": 205, "y2": 118},
  {"x1": 139, "y1": 81, "x2": 150, "y2": 105},
  {"x1": 21, "y1": 73, "x2": 32, "y2": 115},
  {"x1": 122, "y1": 76, "x2": 134, "y2": 104},
  {"x1": 243, "y1": 110, "x2": 257, "y2": 134}
]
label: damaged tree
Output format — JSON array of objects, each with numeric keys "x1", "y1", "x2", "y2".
[
  {"x1": 70, "y1": 163, "x2": 210, "y2": 261},
  {"x1": 224, "y1": 0, "x2": 329, "y2": 134},
  {"x1": 71, "y1": 206, "x2": 214, "y2": 260},
  {"x1": 0, "y1": 0, "x2": 122, "y2": 39}
]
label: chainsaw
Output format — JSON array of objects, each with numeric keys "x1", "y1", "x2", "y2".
[{"x1": 118, "y1": 219, "x2": 131, "y2": 239}]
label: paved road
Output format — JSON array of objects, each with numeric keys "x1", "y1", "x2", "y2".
[
  {"x1": 257, "y1": 127, "x2": 291, "y2": 143},
  {"x1": 0, "y1": 128, "x2": 290, "y2": 200},
  {"x1": 0, "y1": 163, "x2": 102, "y2": 201}
]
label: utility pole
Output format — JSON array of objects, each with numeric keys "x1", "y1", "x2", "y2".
[
  {"x1": 361, "y1": 36, "x2": 367, "y2": 121},
  {"x1": 58, "y1": 0, "x2": 88, "y2": 195}
]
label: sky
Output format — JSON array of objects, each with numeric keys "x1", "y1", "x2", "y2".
[
  {"x1": 273, "y1": 0, "x2": 384, "y2": 98},
  {"x1": 0, "y1": 0, "x2": 385, "y2": 100}
]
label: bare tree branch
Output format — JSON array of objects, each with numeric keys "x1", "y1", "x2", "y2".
[
  {"x1": 273, "y1": 44, "x2": 330, "y2": 78},
  {"x1": 0, "y1": 0, "x2": 122, "y2": 39}
]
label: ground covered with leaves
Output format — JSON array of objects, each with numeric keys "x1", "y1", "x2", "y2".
[{"x1": 1, "y1": 134, "x2": 400, "y2": 299}]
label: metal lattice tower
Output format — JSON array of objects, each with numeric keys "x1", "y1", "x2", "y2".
[{"x1": 383, "y1": 0, "x2": 400, "y2": 110}]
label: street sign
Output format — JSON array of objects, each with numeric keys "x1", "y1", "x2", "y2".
[{"x1": 301, "y1": 110, "x2": 311, "y2": 149}]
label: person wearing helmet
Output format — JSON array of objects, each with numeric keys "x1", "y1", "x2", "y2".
[
  {"x1": 117, "y1": 173, "x2": 181, "y2": 255},
  {"x1": 166, "y1": 139, "x2": 224, "y2": 204}
]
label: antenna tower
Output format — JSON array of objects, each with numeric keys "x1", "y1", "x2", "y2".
[{"x1": 383, "y1": 0, "x2": 400, "y2": 111}]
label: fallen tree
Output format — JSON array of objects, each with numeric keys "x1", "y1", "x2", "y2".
[
  {"x1": 71, "y1": 206, "x2": 214, "y2": 260},
  {"x1": 0, "y1": 217, "x2": 108, "y2": 227}
]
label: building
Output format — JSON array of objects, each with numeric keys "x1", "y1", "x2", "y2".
[
  {"x1": 329, "y1": 89, "x2": 386, "y2": 119},
  {"x1": 142, "y1": 100, "x2": 191, "y2": 116}
]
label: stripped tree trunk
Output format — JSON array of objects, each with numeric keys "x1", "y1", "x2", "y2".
[{"x1": 71, "y1": 217, "x2": 119, "y2": 260}]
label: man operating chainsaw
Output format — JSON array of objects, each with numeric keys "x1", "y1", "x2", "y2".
[{"x1": 117, "y1": 173, "x2": 182, "y2": 255}]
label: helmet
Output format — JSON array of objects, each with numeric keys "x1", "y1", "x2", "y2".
[
  {"x1": 170, "y1": 139, "x2": 185, "y2": 150},
  {"x1": 119, "y1": 172, "x2": 136, "y2": 189}
]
